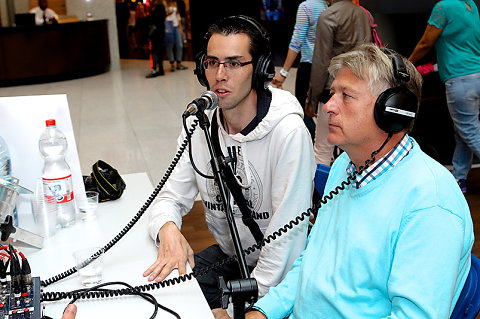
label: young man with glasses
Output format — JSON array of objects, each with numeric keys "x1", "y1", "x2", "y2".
[{"x1": 145, "y1": 16, "x2": 315, "y2": 319}]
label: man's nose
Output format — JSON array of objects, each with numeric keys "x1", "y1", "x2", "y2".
[
  {"x1": 323, "y1": 94, "x2": 336, "y2": 114},
  {"x1": 215, "y1": 64, "x2": 228, "y2": 80}
]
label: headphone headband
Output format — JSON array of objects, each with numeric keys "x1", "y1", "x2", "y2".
[
  {"x1": 383, "y1": 48, "x2": 410, "y2": 83},
  {"x1": 226, "y1": 15, "x2": 270, "y2": 43}
]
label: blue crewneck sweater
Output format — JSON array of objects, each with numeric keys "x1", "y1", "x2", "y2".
[{"x1": 255, "y1": 141, "x2": 474, "y2": 318}]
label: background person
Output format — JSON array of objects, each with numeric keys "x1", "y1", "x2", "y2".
[
  {"x1": 144, "y1": 15, "x2": 315, "y2": 319},
  {"x1": 305, "y1": 0, "x2": 373, "y2": 165},
  {"x1": 271, "y1": 0, "x2": 328, "y2": 141},
  {"x1": 29, "y1": 0, "x2": 58, "y2": 25},
  {"x1": 145, "y1": 0, "x2": 166, "y2": 78},
  {"x1": 247, "y1": 44, "x2": 474, "y2": 319},
  {"x1": 165, "y1": 0, "x2": 188, "y2": 72},
  {"x1": 408, "y1": 0, "x2": 480, "y2": 193}
]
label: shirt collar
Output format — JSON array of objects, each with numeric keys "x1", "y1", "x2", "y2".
[{"x1": 346, "y1": 134, "x2": 414, "y2": 189}]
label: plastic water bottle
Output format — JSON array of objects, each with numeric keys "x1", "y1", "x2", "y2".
[{"x1": 39, "y1": 119, "x2": 75, "y2": 227}]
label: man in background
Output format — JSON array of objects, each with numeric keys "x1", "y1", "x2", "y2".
[
  {"x1": 30, "y1": 0, "x2": 58, "y2": 25},
  {"x1": 305, "y1": 0, "x2": 373, "y2": 165}
]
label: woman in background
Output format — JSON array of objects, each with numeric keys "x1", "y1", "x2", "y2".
[
  {"x1": 409, "y1": 0, "x2": 480, "y2": 193},
  {"x1": 165, "y1": 0, "x2": 187, "y2": 72}
]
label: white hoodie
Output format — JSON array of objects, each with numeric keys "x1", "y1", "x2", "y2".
[{"x1": 148, "y1": 87, "x2": 315, "y2": 297}]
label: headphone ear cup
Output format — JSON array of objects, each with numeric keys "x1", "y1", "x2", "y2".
[
  {"x1": 252, "y1": 53, "x2": 275, "y2": 91},
  {"x1": 194, "y1": 52, "x2": 209, "y2": 88},
  {"x1": 374, "y1": 86, "x2": 419, "y2": 134}
]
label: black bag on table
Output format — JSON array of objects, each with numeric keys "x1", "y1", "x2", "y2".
[{"x1": 83, "y1": 160, "x2": 126, "y2": 202}]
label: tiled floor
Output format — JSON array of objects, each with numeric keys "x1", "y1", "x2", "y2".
[{"x1": 0, "y1": 59, "x2": 296, "y2": 186}]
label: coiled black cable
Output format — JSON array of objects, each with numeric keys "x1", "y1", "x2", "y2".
[
  {"x1": 42, "y1": 254, "x2": 238, "y2": 301},
  {"x1": 40, "y1": 120, "x2": 200, "y2": 287},
  {"x1": 64, "y1": 281, "x2": 180, "y2": 319},
  {"x1": 41, "y1": 134, "x2": 393, "y2": 306}
]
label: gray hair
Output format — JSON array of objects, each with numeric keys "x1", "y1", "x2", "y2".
[{"x1": 328, "y1": 44, "x2": 422, "y2": 102}]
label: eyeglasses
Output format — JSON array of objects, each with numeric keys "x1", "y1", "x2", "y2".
[{"x1": 203, "y1": 59, "x2": 253, "y2": 71}]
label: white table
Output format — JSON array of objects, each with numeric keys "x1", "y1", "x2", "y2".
[{"x1": 19, "y1": 173, "x2": 214, "y2": 319}]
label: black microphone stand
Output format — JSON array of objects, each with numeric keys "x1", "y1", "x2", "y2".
[{"x1": 194, "y1": 111, "x2": 258, "y2": 319}]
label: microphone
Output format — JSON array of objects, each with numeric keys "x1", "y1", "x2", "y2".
[{"x1": 183, "y1": 91, "x2": 218, "y2": 116}]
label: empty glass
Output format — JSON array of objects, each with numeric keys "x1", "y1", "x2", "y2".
[
  {"x1": 74, "y1": 247, "x2": 104, "y2": 286},
  {"x1": 77, "y1": 191, "x2": 99, "y2": 221}
]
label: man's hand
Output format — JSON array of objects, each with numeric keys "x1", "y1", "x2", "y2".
[
  {"x1": 271, "y1": 73, "x2": 286, "y2": 89},
  {"x1": 305, "y1": 102, "x2": 317, "y2": 118},
  {"x1": 143, "y1": 222, "x2": 195, "y2": 282},
  {"x1": 62, "y1": 304, "x2": 77, "y2": 319},
  {"x1": 246, "y1": 310, "x2": 267, "y2": 319}
]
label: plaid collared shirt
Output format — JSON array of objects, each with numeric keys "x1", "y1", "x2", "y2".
[{"x1": 346, "y1": 134, "x2": 414, "y2": 189}]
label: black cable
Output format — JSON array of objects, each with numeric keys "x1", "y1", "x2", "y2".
[
  {"x1": 64, "y1": 281, "x2": 180, "y2": 319},
  {"x1": 41, "y1": 119, "x2": 200, "y2": 287},
  {"x1": 183, "y1": 114, "x2": 214, "y2": 179}
]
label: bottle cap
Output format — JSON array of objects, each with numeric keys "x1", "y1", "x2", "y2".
[{"x1": 45, "y1": 119, "x2": 56, "y2": 126}]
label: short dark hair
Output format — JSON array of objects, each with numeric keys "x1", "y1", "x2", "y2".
[{"x1": 205, "y1": 16, "x2": 271, "y2": 63}]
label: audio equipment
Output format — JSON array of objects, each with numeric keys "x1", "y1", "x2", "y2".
[
  {"x1": 374, "y1": 48, "x2": 419, "y2": 134},
  {"x1": 183, "y1": 91, "x2": 219, "y2": 117},
  {"x1": 194, "y1": 15, "x2": 275, "y2": 91},
  {"x1": 0, "y1": 277, "x2": 42, "y2": 319},
  {"x1": 0, "y1": 246, "x2": 42, "y2": 319}
]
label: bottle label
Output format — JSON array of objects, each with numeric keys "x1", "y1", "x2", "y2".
[{"x1": 43, "y1": 175, "x2": 74, "y2": 203}]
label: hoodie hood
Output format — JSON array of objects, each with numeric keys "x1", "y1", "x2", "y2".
[{"x1": 217, "y1": 86, "x2": 304, "y2": 143}]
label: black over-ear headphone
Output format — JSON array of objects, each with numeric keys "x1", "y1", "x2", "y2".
[
  {"x1": 194, "y1": 15, "x2": 275, "y2": 91},
  {"x1": 374, "y1": 48, "x2": 419, "y2": 134}
]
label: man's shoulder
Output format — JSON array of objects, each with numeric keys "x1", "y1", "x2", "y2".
[
  {"x1": 46, "y1": 8, "x2": 57, "y2": 15},
  {"x1": 392, "y1": 145, "x2": 462, "y2": 199},
  {"x1": 267, "y1": 90, "x2": 309, "y2": 135},
  {"x1": 329, "y1": 0, "x2": 355, "y2": 9},
  {"x1": 269, "y1": 88, "x2": 304, "y2": 118},
  {"x1": 303, "y1": 0, "x2": 326, "y2": 8},
  {"x1": 319, "y1": 1, "x2": 349, "y2": 20}
]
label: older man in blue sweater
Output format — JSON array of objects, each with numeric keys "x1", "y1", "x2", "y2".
[{"x1": 247, "y1": 44, "x2": 474, "y2": 319}]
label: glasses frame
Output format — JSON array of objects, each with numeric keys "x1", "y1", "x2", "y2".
[{"x1": 203, "y1": 59, "x2": 253, "y2": 71}]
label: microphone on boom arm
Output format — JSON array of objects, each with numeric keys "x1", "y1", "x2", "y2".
[{"x1": 183, "y1": 91, "x2": 219, "y2": 117}]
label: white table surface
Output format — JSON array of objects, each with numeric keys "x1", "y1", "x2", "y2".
[{"x1": 18, "y1": 173, "x2": 214, "y2": 319}]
